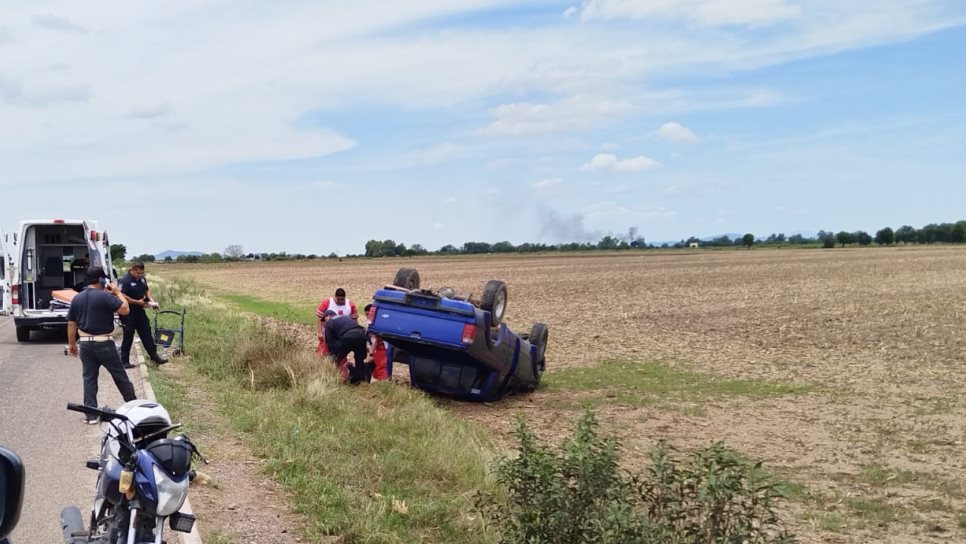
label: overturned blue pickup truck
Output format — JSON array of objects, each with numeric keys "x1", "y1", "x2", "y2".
[{"x1": 367, "y1": 268, "x2": 548, "y2": 402}]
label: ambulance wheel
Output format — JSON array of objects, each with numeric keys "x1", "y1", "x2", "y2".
[{"x1": 16, "y1": 326, "x2": 30, "y2": 342}]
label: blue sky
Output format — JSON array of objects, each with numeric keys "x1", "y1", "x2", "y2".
[{"x1": 1, "y1": 0, "x2": 964, "y2": 256}]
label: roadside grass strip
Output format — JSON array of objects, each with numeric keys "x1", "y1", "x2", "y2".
[{"x1": 152, "y1": 279, "x2": 498, "y2": 544}]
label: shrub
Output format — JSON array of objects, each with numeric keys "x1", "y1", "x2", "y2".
[{"x1": 480, "y1": 412, "x2": 796, "y2": 544}]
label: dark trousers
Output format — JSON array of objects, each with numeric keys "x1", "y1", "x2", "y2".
[
  {"x1": 80, "y1": 341, "x2": 137, "y2": 410},
  {"x1": 331, "y1": 330, "x2": 371, "y2": 383},
  {"x1": 121, "y1": 307, "x2": 158, "y2": 363}
]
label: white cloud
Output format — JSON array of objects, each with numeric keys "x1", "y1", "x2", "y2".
[
  {"x1": 657, "y1": 122, "x2": 698, "y2": 143},
  {"x1": 581, "y1": 153, "x2": 659, "y2": 172},
  {"x1": 483, "y1": 96, "x2": 633, "y2": 136},
  {"x1": 444, "y1": 196, "x2": 458, "y2": 203},
  {"x1": 125, "y1": 102, "x2": 173, "y2": 120},
  {"x1": 576, "y1": 0, "x2": 802, "y2": 27},
  {"x1": 608, "y1": 184, "x2": 630, "y2": 193},
  {"x1": 563, "y1": 6, "x2": 578, "y2": 18},
  {"x1": 584, "y1": 201, "x2": 630, "y2": 218},
  {"x1": 33, "y1": 14, "x2": 87, "y2": 33},
  {"x1": 433, "y1": 222, "x2": 444, "y2": 229},
  {"x1": 532, "y1": 178, "x2": 564, "y2": 191},
  {"x1": 641, "y1": 205, "x2": 676, "y2": 219}
]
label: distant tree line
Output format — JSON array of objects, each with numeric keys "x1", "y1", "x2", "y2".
[
  {"x1": 735, "y1": 220, "x2": 966, "y2": 249},
  {"x1": 120, "y1": 220, "x2": 966, "y2": 265}
]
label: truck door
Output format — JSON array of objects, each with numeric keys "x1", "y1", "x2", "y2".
[{"x1": 0, "y1": 226, "x2": 8, "y2": 315}]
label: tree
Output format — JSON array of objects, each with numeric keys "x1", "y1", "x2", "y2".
[
  {"x1": 835, "y1": 231, "x2": 854, "y2": 247},
  {"x1": 855, "y1": 231, "x2": 872, "y2": 246},
  {"x1": 492, "y1": 241, "x2": 515, "y2": 253},
  {"x1": 822, "y1": 237, "x2": 835, "y2": 248},
  {"x1": 134, "y1": 253, "x2": 156, "y2": 263},
  {"x1": 952, "y1": 223, "x2": 966, "y2": 244},
  {"x1": 894, "y1": 225, "x2": 917, "y2": 244},
  {"x1": 110, "y1": 244, "x2": 127, "y2": 262},
  {"x1": 462, "y1": 242, "x2": 492, "y2": 254},
  {"x1": 741, "y1": 233, "x2": 755, "y2": 248},
  {"x1": 875, "y1": 227, "x2": 894, "y2": 246},
  {"x1": 598, "y1": 236, "x2": 620, "y2": 250},
  {"x1": 224, "y1": 244, "x2": 245, "y2": 260}
]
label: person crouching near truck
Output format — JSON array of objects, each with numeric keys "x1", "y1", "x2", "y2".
[
  {"x1": 322, "y1": 310, "x2": 373, "y2": 384},
  {"x1": 364, "y1": 303, "x2": 389, "y2": 381},
  {"x1": 67, "y1": 267, "x2": 138, "y2": 423},
  {"x1": 315, "y1": 287, "x2": 358, "y2": 357}
]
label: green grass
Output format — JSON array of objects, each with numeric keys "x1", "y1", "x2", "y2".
[
  {"x1": 203, "y1": 530, "x2": 235, "y2": 544},
  {"x1": 858, "y1": 463, "x2": 916, "y2": 487},
  {"x1": 216, "y1": 293, "x2": 317, "y2": 327},
  {"x1": 545, "y1": 359, "x2": 811, "y2": 407},
  {"x1": 959, "y1": 514, "x2": 966, "y2": 530},
  {"x1": 813, "y1": 511, "x2": 848, "y2": 532},
  {"x1": 846, "y1": 498, "x2": 900, "y2": 528},
  {"x1": 149, "y1": 277, "x2": 497, "y2": 544},
  {"x1": 774, "y1": 479, "x2": 808, "y2": 501}
]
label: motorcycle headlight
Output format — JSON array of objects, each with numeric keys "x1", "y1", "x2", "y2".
[{"x1": 153, "y1": 465, "x2": 189, "y2": 517}]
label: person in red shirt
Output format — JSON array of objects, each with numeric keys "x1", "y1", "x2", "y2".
[
  {"x1": 315, "y1": 288, "x2": 358, "y2": 357},
  {"x1": 364, "y1": 303, "x2": 389, "y2": 381}
]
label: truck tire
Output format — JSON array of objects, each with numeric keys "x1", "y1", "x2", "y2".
[
  {"x1": 529, "y1": 322, "x2": 548, "y2": 385},
  {"x1": 16, "y1": 326, "x2": 30, "y2": 342},
  {"x1": 392, "y1": 268, "x2": 420, "y2": 290},
  {"x1": 480, "y1": 280, "x2": 508, "y2": 326}
]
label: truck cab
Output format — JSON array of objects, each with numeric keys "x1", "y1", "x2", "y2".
[{"x1": 1, "y1": 219, "x2": 115, "y2": 342}]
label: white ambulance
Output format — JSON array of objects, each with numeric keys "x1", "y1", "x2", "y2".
[{"x1": 0, "y1": 219, "x2": 117, "y2": 342}]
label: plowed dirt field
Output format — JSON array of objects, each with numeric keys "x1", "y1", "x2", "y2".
[{"x1": 165, "y1": 247, "x2": 966, "y2": 543}]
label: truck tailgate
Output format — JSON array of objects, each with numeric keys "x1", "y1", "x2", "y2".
[{"x1": 370, "y1": 290, "x2": 475, "y2": 349}]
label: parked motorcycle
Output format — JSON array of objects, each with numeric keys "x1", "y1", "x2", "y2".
[{"x1": 62, "y1": 401, "x2": 205, "y2": 544}]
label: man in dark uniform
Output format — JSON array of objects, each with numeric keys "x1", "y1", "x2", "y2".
[
  {"x1": 119, "y1": 262, "x2": 168, "y2": 368},
  {"x1": 323, "y1": 310, "x2": 372, "y2": 384},
  {"x1": 67, "y1": 267, "x2": 137, "y2": 423}
]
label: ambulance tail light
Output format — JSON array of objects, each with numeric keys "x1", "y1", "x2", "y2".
[{"x1": 11, "y1": 284, "x2": 19, "y2": 305}]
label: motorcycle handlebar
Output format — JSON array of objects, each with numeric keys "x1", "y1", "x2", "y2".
[{"x1": 65, "y1": 403, "x2": 129, "y2": 422}]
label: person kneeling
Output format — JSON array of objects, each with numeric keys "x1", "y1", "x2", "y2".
[{"x1": 322, "y1": 310, "x2": 374, "y2": 385}]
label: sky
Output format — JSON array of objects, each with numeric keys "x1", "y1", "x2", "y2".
[{"x1": 1, "y1": 0, "x2": 965, "y2": 256}]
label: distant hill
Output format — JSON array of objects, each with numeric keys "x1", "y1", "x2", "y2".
[{"x1": 155, "y1": 250, "x2": 204, "y2": 260}]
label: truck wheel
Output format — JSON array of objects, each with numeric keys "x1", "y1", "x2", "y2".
[
  {"x1": 392, "y1": 268, "x2": 420, "y2": 290},
  {"x1": 529, "y1": 323, "x2": 548, "y2": 384},
  {"x1": 15, "y1": 326, "x2": 30, "y2": 342},
  {"x1": 481, "y1": 280, "x2": 508, "y2": 326}
]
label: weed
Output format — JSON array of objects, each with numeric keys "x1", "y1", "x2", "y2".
[{"x1": 480, "y1": 412, "x2": 797, "y2": 543}]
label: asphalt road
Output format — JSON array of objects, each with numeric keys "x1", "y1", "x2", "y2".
[{"x1": 0, "y1": 317, "x2": 143, "y2": 544}]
